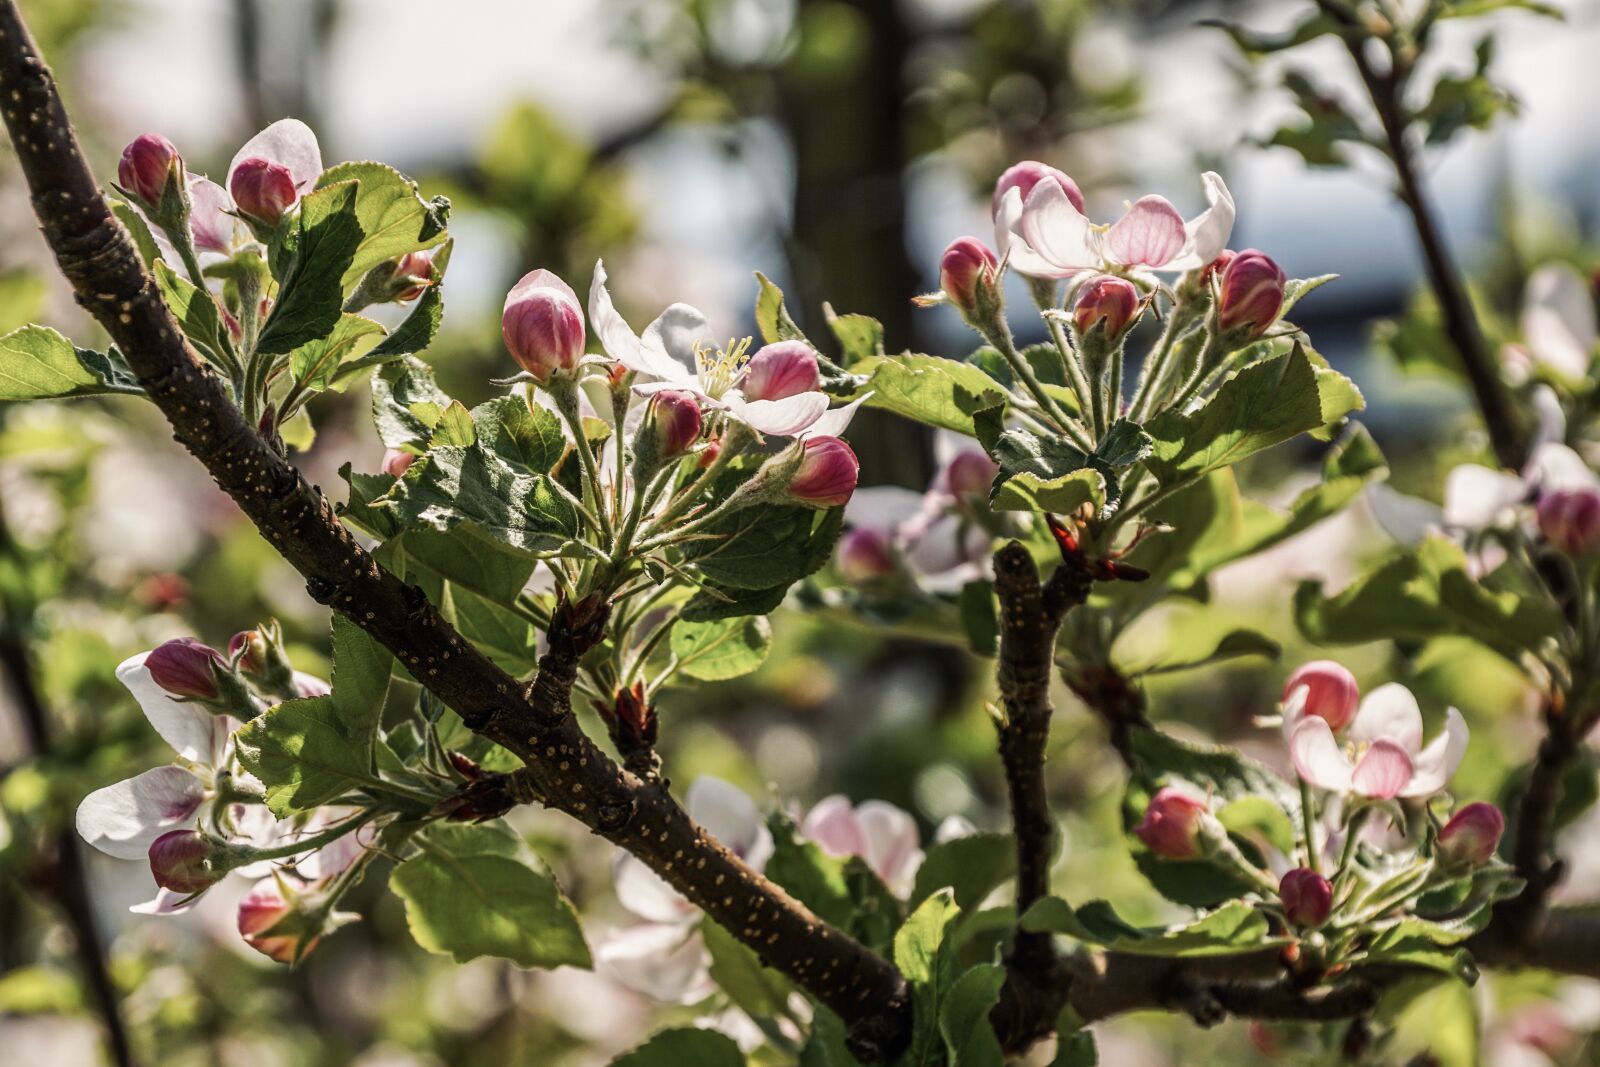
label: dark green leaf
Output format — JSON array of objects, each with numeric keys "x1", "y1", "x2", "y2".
[
  {"x1": 258, "y1": 181, "x2": 363, "y2": 354},
  {"x1": 612, "y1": 1029, "x2": 745, "y2": 1067},
  {"x1": 939, "y1": 963, "x2": 1005, "y2": 1067},
  {"x1": 288, "y1": 313, "x2": 385, "y2": 392},
  {"x1": 671, "y1": 616, "x2": 772, "y2": 681},
  {"x1": 233, "y1": 696, "x2": 371, "y2": 816},
  {"x1": 892, "y1": 891, "x2": 959, "y2": 1067},
  {"x1": 909, "y1": 833, "x2": 1015, "y2": 914},
  {"x1": 315, "y1": 161, "x2": 448, "y2": 289},
  {"x1": 0, "y1": 325, "x2": 131, "y2": 400}
]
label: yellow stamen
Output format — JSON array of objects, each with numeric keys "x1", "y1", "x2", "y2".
[{"x1": 693, "y1": 335, "x2": 754, "y2": 399}]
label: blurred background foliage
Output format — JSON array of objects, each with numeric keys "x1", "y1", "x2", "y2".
[{"x1": 2, "y1": 0, "x2": 1600, "y2": 1064}]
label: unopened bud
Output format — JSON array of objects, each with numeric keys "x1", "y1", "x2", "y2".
[
  {"x1": 1282, "y1": 660, "x2": 1359, "y2": 731},
  {"x1": 1218, "y1": 249, "x2": 1286, "y2": 339},
  {"x1": 944, "y1": 450, "x2": 999, "y2": 502},
  {"x1": 1072, "y1": 274, "x2": 1140, "y2": 339},
  {"x1": 1537, "y1": 488, "x2": 1600, "y2": 556},
  {"x1": 648, "y1": 390, "x2": 703, "y2": 458},
  {"x1": 787, "y1": 436, "x2": 859, "y2": 508},
  {"x1": 146, "y1": 638, "x2": 226, "y2": 700},
  {"x1": 740, "y1": 341, "x2": 820, "y2": 402},
  {"x1": 939, "y1": 237, "x2": 999, "y2": 320},
  {"x1": 382, "y1": 448, "x2": 415, "y2": 478},
  {"x1": 237, "y1": 878, "x2": 313, "y2": 964},
  {"x1": 118, "y1": 133, "x2": 181, "y2": 208},
  {"x1": 1134, "y1": 787, "x2": 1209, "y2": 860},
  {"x1": 148, "y1": 829, "x2": 223, "y2": 894},
  {"x1": 389, "y1": 250, "x2": 434, "y2": 302},
  {"x1": 502, "y1": 269, "x2": 586, "y2": 382},
  {"x1": 698, "y1": 435, "x2": 723, "y2": 469},
  {"x1": 229, "y1": 157, "x2": 298, "y2": 226},
  {"x1": 1437, "y1": 802, "x2": 1504, "y2": 869},
  {"x1": 230, "y1": 629, "x2": 270, "y2": 674},
  {"x1": 597, "y1": 680, "x2": 657, "y2": 755},
  {"x1": 1279, "y1": 867, "x2": 1333, "y2": 927},
  {"x1": 837, "y1": 527, "x2": 896, "y2": 583},
  {"x1": 992, "y1": 160, "x2": 1085, "y2": 216}
]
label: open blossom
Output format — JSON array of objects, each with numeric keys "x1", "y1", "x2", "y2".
[
  {"x1": 1000, "y1": 169, "x2": 1235, "y2": 279},
  {"x1": 740, "y1": 341, "x2": 820, "y2": 402},
  {"x1": 992, "y1": 160, "x2": 1084, "y2": 217},
  {"x1": 1286, "y1": 682, "x2": 1468, "y2": 799},
  {"x1": 1515, "y1": 262, "x2": 1596, "y2": 380},
  {"x1": 600, "y1": 777, "x2": 773, "y2": 1002},
  {"x1": 801, "y1": 795, "x2": 923, "y2": 894},
  {"x1": 588, "y1": 260, "x2": 865, "y2": 440},
  {"x1": 503, "y1": 268, "x2": 586, "y2": 381}
]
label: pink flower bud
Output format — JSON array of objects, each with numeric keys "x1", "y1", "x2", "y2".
[
  {"x1": 148, "y1": 830, "x2": 221, "y2": 894},
  {"x1": 788, "y1": 436, "x2": 859, "y2": 508},
  {"x1": 1437, "y1": 802, "x2": 1504, "y2": 868},
  {"x1": 118, "y1": 133, "x2": 180, "y2": 206},
  {"x1": 1133, "y1": 787, "x2": 1208, "y2": 860},
  {"x1": 1282, "y1": 660, "x2": 1360, "y2": 732},
  {"x1": 649, "y1": 389, "x2": 703, "y2": 457},
  {"x1": 229, "y1": 156, "x2": 298, "y2": 226},
  {"x1": 229, "y1": 629, "x2": 270, "y2": 674},
  {"x1": 145, "y1": 638, "x2": 226, "y2": 699},
  {"x1": 1218, "y1": 249, "x2": 1286, "y2": 339},
  {"x1": 1279, "y1": 867, "x2": 1333, "y2": 927},
  {"x1": 944, "y1": 450, "x2": 999, "y2": 501},
  {"x1": 1537, "y1": 488, "x2": 1600, "y2": 556},
  {"x1": 992, "y1": 160, "x2": 1085, "y2": 216},
  {"x1": 390, "y1": 250, "x2": 434, "y2": 302},
  {"x1": 939, "y1": 237, "x2": 999, "y2": 318},
  {"x1": 698, "y1": 434, "x2": 723, "y2": 469},
  {"x1": 237, "y1": 879, "x2": 312, "y2": 964},
  {"x1": 502, "y1": 269, "x2": 586, "y2": 382},
  {"x1": 1072, "y1": 274, "x2": 1140, "y2": 338},
  {"x1": 837, "y1": 527, "x2": 896, "y2": 583},
  {"x1": 1200, "y1": 249, "x2": 1237, "y2": 284},
  {"x1": 740, "y1": 341, "x2": 820, "y2": 402},
  {"x1": 381, "y1": 448, "x2": 415, "y2": 478}
]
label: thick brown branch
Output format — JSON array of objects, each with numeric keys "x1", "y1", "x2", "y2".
[{"x1": 0, "y1": 8, "x2": 911, "y2": 1058}]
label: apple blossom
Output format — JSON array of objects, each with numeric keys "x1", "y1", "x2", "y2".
[
  {"x1": 787, "y1": 436, "x2": 859, "y2": 508},
  {"x1": 145, "y1": 636, "x2": 226, "y2": 699},
  {"x1": 942, "y1": 448, "x2": 999, "y2": 503},
  {"x1": 229, "y1": 157, "x2": 298, "y2": 226},
  {"x1": 148, "y1": 829, "x2": 222, "y2": 894},
  {"x1": 739, "y1": 341, "x2": 820, "y2": 402},
  {"x1": 587, "y1": 260, "x2": 866, "y2": 440},
  {"x1": 836, "y1": 527, "x2": 897, "y2": 583},
  {"x1": 236, "y1": 878, "x2": 308, "y2": 963},
  {"x1": 800, "y1": 795, "x2": 923, "y2": 894},
  {"x1": 1217, "y1": 249, "x2": 1286, "y2": 339},
  {"x1": 117, "y1": 133, "x2": 180, "y2": 207},
  {"x1": 1279, "y1": 867, "x2": 1332, "y2": 927},
  {"x1": 502, "y1": 268, "x2": 586, "y2": 381},
  {"x1": 938, "y1": 237, "x2": 999, "y2": 319},
  {"x1": 1519, "y1": 262, "x2": 1596, "y2": 380},
  {"x1": 382, "y1": 448, "x2": 415, "y2": 478},
  {"x1": 390, "y1": 250, "x2": 435, "y2": 302},
  {"x1": 1134, "y1": 787, "x2": 1210, "y2": 859},
  {"x1": 1287, "y1": 683, "x2": 1468, "y2": 799},
  {"x1": 992, "y1": 160, "x2": 1084, "y2": 217},
  {"x1": 1537, "y1": 487, "x2": 1600, "y2": 556},
  {"x1": 186, "y1": 175, "x2": 240, "y2": 254},
  {"x1": 1072, "y1": 274, "x2": 1140, "y2": 338},
  {"x1": 229, "y1": 629, "x2": 270, "y2": 675},
  {"x1": 226, "y1": 117, "x2": 323, "y2": 199},
  {"x1": 1282, "y1": 660, "x2": 1360, "y2": 732},
  {"x1": 1003, "y1": 171, "x2": 1235, "y2": 279},
  {"x1": 1437, "y1": 802, "x2": 1504, "y2": 868},
  {"x1": 646, "y1": 389, "x2": 703, "y2": 458}
]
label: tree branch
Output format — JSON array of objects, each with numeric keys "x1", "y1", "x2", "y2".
[{"x1": 0, "y1": 7, "x2": 911, "y2": 1059}]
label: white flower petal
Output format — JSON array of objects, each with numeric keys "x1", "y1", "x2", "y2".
[
  {"x1": 116, "y1": 652, "x2": 225, "y2": 764},
  {"x1": 845, "y1": 486, "x2": 929, "y2": 536},
  {"x1": 130, "y1": 886, "x2": 201, "y2": 915},
  {"x1": 641, "y1": 304, "x2": 717, "y2": 371},
  {"x1": 1400, "y1": 707, "x2": 1470, "y2": 797},
  {"x1": 1017, "y1": 181, "x2": 1100, "y2": 277},
  {"x1": 75, "y1": 766, "x2": 206, "y2": 859},
  {"x1": 855, "y1": 800, "x2": 922, "y2": 892},
  {"x1": 1290, "y1": 717, "x2": 1353, "y2": 792},
  {"x1": 1527, "y1": 443, "x2": 1600, "y2": 493},
  {"x1": 801, "y1": 795, "x2": 867, "y2": 858},
  {"x1": 589, "y1": 260, "x2": 686, "y2": 381},
  {"x1": 1351, "y1": 740, "x2": 1414, "y2": 799},
  {"x1": 732, "y1": 392, "x2": 830, "y2": 437},
  {"x1": 1104, "y1": 196, "x2": 1186, "y2": 268},
  {"x1": 1441, "y1": 464, "x2": 1526, "y2": 529},
  {"x1": 685, "y1": 777, "x2": 772, "y2": 871},
  {"x1": 1349, "y1": 683, "x2": 1425, "y2": 756},
  {"x1": 800, "y1": 395, "x2": 869, "y2": 440},
  {"x1": 228, "y1": 118, "x2": 323, "y2": 190},
  {"x1": 596, "y1": 923, "x2": 713, "y2": 1004},
  {"x1": 1165, "y1": 172, "x2": 1236, "y2": 271},
  {"x1": 612, "y1": 850, "x2": 692, "y2": 924},
  {"x1": 1523, "y1": 263, "x2": 1596, "y2": 380}
]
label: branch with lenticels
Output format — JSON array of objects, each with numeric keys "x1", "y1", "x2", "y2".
[{"x1": 5, "y1": 2, "x2": 1600, "y2": 1058}]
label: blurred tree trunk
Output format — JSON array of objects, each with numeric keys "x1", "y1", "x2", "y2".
[{"x1": 780, "y1": 0, "x2": 930, "y2": 489}]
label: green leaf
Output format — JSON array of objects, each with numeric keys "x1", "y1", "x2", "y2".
[
  {"x1": 111, "y1": 200, "x2": 161, "y2": 266},
  {"x1": 336, "y1": 239, "x2": 453, "y2": 384},
  {"x1": 827, "y1": 309, "x2": 884, "y2": 364},
  {"x1": 1216, "y1": 796, "x2": 1295, "y2": 858},
  {"x1": 754, "y1": 271, "x2": 808, "y2": 344},
  {"x1": 957, "y1": 579, "x2": 998, "y2": 657},
  {"x1": 681, "y1": 500, "x2": 844, "y2": 592},
  {"x1": 1122, "y1": 626, "x2": 1279, "y2": 677},
  {"x1": 892, "y1": 891, "x2": 959, "y2": 1067},
  {"x1": 330, "y1": 614, "x2": 393, "y2": 752},
  {"x1": 440, "y1": 581, "x2": 541, "y2": 675},
  {"x1": 1416, "y1": 37, "x2": 1518, "y2": 146},
  {"x1": 987, "y1": 427, "x2": 1111, "y2": 515},
  {"x1": 1380, "y1": 977, "x2": 1478, "y2": 1067},
  {"x1": 1280, "y1": 274, "x2": 1339, "y2": 319},
  {"x1": 670, "y1": 616, "x2": 772, "y2": 681},
  {"x1": 0, "y1": 325, "x2": 130, "y2": 400},
  {"x1": 371, "y1": 356, "x2": 454, "y2": 450},
  {"x1": 611, "y1": 1028, "x2": 745, "y2": 1067},
  {"x1": 381, "y1": 445, "x2": 579, "y2": 556},
  {"x1": 1364, "y1": 926, "x2": 1477, "y2": 982},
  {"x1": 682, "y1": 582, "x2": 790, "y2": 622},
  {"x1": 908, "y1": 833, "x2": 1016, "y2": 914},
  {"x1": 471, "y1": 394, "x2": 567, "y2": 474},
  {"x1": 851, "y1": 353, "x2": 1009, "y2": 437},
  {"x1": 153, "y1": 259, "x2": 226, "y2": 362},
  {"x1": 1021, "y1": 897, "x2": 1280, "y2": 957},
  {"x1": 430, "y1": 400, "x2": 476, "y2": 448},
  {"x1": 389, "y1": 823, "x2": 589, "y2": 969},
  {"x1": 1051, "y1": 1026, "x2": 1097, "y2": 1067},
  {"x1": 1144, "y1": 344, "x2": 1362, "y2": 484},
  {"x1": 287, "y1": 313, "x2": 385, "y2": 392},
  {"x1": 939, "y1": 963, "x2": 1006, "y2": 1067},
  {"x1": 1206, "y1": 11, "x2": 1339, "y2": 54},
  {"x1": 702, "y1": 919, "x2": 792, "y2": 1018},
  {"x1": 764, "y1": 812, "x2": 854, "y2": 929},
  {"x1": 258, "y1": 181, "x2": 363, "y2": 354},
  {"x1": 233, "y1": 696, "x2": 371, "y2": 816},
  {"x1": 315, "y1": 161, "x2": 448, "y2": 290}
]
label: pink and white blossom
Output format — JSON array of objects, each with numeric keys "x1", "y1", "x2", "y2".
[
  {"x1": 1517, "y1": 263, "x2": 1596, "y2": 380},
  {"x1": 800, "y1": 794, "x2": 923, "y2": 895},
  {"x1": 1286, "y1": 683, "x2": 1468, "y2": 799}
]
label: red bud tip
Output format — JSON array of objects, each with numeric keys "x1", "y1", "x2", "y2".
[
  {"x1": 229, "y1": 156, "x2": 298, "y2": 226},
  {"x1": 1282, "y1": 660, "x2": 1360, "y2": 731}
]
